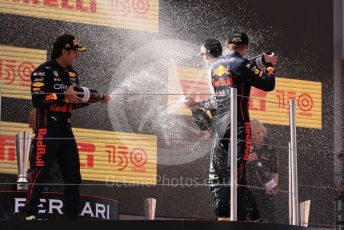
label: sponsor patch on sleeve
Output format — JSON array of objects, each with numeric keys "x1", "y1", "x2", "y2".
[
  {"x1": 69, "y1": 72, "x2": 76, "y2": 77},
  {"x1": 32, "y1": 82, "x2": 45, "y2": 87}
]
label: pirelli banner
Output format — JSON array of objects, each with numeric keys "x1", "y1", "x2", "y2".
[
  {"x1": 0, "y1": 122, "x2": 158, "y2": 185},
  {"x1": 168, "y1": 65, "x2": 322, "y2": 129},
  {"x1": 0, "y1": 45, "x2": 48, "y2": 100},
  {"x1": 0, "y1": 0, "x2": 159, "y2": 32}
]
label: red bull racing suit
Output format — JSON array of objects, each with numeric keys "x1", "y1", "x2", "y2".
[
  {"x1": 26, "y1": 60, "x2": 87, "y2": 219},
  {"x1": 209, "y1": 51, "x2": 275, "y2": 220}
]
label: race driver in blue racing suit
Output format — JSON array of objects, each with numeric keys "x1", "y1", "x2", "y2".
[{"x1": 208, "y1": 32, "x2": 277, "y2": 221}]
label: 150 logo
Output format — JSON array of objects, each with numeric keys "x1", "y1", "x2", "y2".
[{"x1": 0, "y1": 45, "x2": 47, "y2": 99}]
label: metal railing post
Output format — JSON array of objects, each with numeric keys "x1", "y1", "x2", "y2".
[
  {"x1": 230, "y1": 87, "x2": 237, "y2": 221},
  {"x1": 290, "y1": 100, "x2": 300, "y2": 226}
]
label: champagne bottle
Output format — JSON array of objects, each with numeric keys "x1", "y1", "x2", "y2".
[
  {"x1": 191, "y1": 106, "x2": 213, "y2": 131},
  {"x1": 250, "y1": 52, "x2": 274, "y2": 72},
  {"x1": 73, "y1": 86, "x2": 104, "y2": 103}
]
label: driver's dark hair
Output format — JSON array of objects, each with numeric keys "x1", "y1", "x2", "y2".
[
  {"x1": 230, "y1": 43, "x2": 248, "y2": 51},
  {"x1": 50, "y1": 47, "x2": 73, "y2": 60},
  {"x1": 50, "y1": 48, "x2": 63, "y2": 60}
]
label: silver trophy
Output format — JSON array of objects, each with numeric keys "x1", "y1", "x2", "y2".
[
  {"x1": 16, "y1": 131, "x2": 32, "y2": 191},
  {"x1": 144, "y1": 198, "x2": 157, "y2": 220}
]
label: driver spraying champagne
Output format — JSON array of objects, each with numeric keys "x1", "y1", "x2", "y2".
[
  {"x1": 185, "y1": 33, "x2": 277, "y2": 220},
  {"x1": 25, "y1": 34, "x2": 109, "y2": 220},
  {"x1": 208, "y1": 31, "x2": 277, "y2": 221}
]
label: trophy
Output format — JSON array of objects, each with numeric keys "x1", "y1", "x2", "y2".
[
  {"x1": 16, "y1": 131, "x2": 32, "y2": 191},
  {"x1": 144, "y1": 198, "x2": 156, "y2": 220}
]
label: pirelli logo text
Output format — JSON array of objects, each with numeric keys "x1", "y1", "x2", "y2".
[
  {"x1": 0, "y1": 0, "x2": 159, "y2": 32},
  {"x1": 168, "y1": 65, "x2": 210, "y2": 116}
]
